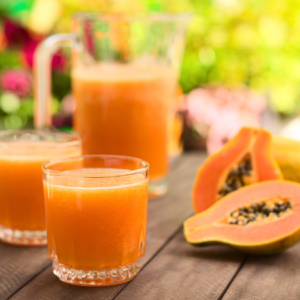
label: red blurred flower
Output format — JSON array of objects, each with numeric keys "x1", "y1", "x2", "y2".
[
  {"x1": 22, "y1": 39, "x2": 40, "y2": 68},
  {"x1": 53, "y1": 113, "x2": 73, "y2": 128},
  {"x1": 22, "y1": 39, "x2": 67, "y2": 71},
  {"x1": 0, "y1": 70, "x2": 31, "y2": 98},
  {"x1": 3, "y1": 19, "x2": 30, "y2": 47},
  {"x1": 52, "y1": 51, "x2": 67, "y2": 71}
]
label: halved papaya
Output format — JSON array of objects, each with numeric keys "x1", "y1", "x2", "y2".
[
  {"x1": 185, "y1": 180, "x2": 300, "y2": 255},
  {"x1": 272, "y1": 136, "x2": 300, "y2": 183},
  {"x1": 193, "y1": 127, "x2": 282, "y2": 213}
]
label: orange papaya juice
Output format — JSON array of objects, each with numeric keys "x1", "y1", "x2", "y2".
[
  {"x1": 0, "y1": 131, "x2": 80, "y2": 245},
  {"x1": 72, "y1": 63, "x2": 176, "y2": 181},
  {"x1": 43, "y1": 155, "x2": 149, "y2": 286},
  {"x1": 44, "y1": 170, "x2": 148, "y2": 271}
]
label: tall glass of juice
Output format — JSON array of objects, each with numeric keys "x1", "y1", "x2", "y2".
[
  {"x1": 43, "y1": 155, "x2": 149, "y2": 286},
  {"x1": 35, "y1": 13, "x2": 191, "y2": 197},
  {"x1": 0, "y1": 130, "x2": 81, "y2": 245}
]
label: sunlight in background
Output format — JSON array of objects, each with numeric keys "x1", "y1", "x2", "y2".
[{"x1": 1, "y1": 0, "x2": 300, "y2": 146}]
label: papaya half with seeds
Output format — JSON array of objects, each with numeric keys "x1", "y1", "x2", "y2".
[
  {"x1": 272, "y1": 136, "x2": 300, "y2": 183},
  {"x1": 185, "y1": 181, "x2": 300, "y2": 255},
  {"x1": 193, "y1": 127, "x2": 282, "y2": 213}
]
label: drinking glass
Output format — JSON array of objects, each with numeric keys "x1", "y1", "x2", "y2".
[
  {"x1": 43, "y1": 155, "x2": 149, "y2": 286},
  {"x1": 0, "y1": 130, "x2": 81, "y2": 245},
  {"x1": 35, "y1": 13, "x2": 191, "y2": 198}
]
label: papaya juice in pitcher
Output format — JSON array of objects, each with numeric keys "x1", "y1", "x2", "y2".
[
  {"x1": 72, "y1": 63, "x2": 176, "y2": 195},
  {"x1": 34, "y1": 14, "x2": 191, "y2": 198}
]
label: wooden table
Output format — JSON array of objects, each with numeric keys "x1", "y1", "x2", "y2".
[{"x1": 1, "y1": 152, "x2": 300, "y2": 300}]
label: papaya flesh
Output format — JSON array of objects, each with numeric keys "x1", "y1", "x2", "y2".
[
  {"x1": 272, "y1": 136, "x2": 300, "y2": 183},
  {"x1": 185, "y1": 180, "x2": 300, "y2": 255},
  {"x1": 193, "y1": 127, "x2": 282, "y2": 213}
]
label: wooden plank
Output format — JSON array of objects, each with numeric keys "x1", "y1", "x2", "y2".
[
  {"x1": 0, "y1": 243, "x2": 50, "y2": 300},
  {"x1": 222, "y1": 242, "x2": 300, "y2": 300},
  {"x1": 10, "y1": 267, "x2": 123, "y2": 300},
  {"x1": 113, "y1": 230, "x2": 245, "y2": 300},
  {"x1": 10, "y1": 153, "x2": 208, "y2": 300}
]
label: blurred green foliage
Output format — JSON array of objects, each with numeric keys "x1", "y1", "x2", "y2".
[
  {"x1": 179, "y1": 0, "x2": 300, "y2": 114},
  {"x1": 1, "y1": 0, "x2": 300, "y2": 123},
  {"x1": 43, "y1": 0, "x2": 300, "y2": 114}
]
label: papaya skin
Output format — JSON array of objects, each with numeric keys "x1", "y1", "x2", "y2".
[
  {"x1": 187, "y1": 226, "x2": 300, "y2": 255},
  {"x1": 193, "y1": 127, "x2": 282, "y2": 213},
  {"x1": 272, "y1": 136, "x2": 300, "y2": 182},
  {"x1": 185, "y1": 180, "x2": 300, "y2": 255}
]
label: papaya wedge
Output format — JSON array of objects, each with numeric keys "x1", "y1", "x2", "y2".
[
  {"x1": 185, "y1": 180, "x2": 300, "y2": 255},
  {"x1": 193, "y1": 127, "x2": 282, "y2": 213}
]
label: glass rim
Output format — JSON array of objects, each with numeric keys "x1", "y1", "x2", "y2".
[
  {"x1": 42, "y1": 154, "x2": 149, "y2": 178},
  {"x1": 73, "y1": 12, "x2": 193, "y2": 23},
  {"x1": 0, "y1": 129, "x2": 81, "y2": 149}
]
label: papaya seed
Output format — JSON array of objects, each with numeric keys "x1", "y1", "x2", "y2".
[
  {"x1": 251, "y1": 203, "x2": 258, "y2": 210},
  {"x1": 266, "y1": 201, "x2": 275, "y2": 209},
  {"x1": 218, "y1": 154, "x2": 253, "y2": 199},
  {"x1": 228, "y1": 197, "x2": 293, "y2": 226},
  {"x1": 231, "y1": 211, "x2": 239, "y2": 218}
]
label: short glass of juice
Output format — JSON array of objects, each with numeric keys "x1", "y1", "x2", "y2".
[
  {"x1": 42, "y1": 155, "x2": 149, "y2": 286},
  {"x1": 0, "y1": 130, "x2": 81, "y2": 246}
]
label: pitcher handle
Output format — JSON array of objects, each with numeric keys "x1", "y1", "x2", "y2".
[{"x1": 34, "y1": 33, "x2": 77, "y2": 128}]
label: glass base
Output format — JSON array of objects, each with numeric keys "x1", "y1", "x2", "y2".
[
  {"x1": 53, "y1": 260, "x2": 141, "y2": 286},
  {"x1": 148, "y1": 177, "x2": 168, "y2": 199},
  {"x1": 0, "y1": 224, "x2": 47, "y2": 246}
]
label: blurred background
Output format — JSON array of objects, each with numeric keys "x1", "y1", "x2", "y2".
[{"x1": 1, "y1": 0, "x2": 300, "y2": 154}]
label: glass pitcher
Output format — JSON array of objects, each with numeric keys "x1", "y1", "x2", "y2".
[{"x1": 34, "y1": 13, "x2": 191, "y2": 198}]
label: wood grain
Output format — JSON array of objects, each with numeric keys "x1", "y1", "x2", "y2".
[
  {"x1": 0, "y1": 243, "x2": 50, "y2": 300},
  {"x1": 10, "y1": 153, "x2": 208, "y2": 300},
  {"x1": 222, "y1": 242, "x2": 300, "y2": 300},
  {"x1": 11, "y1": 267, "x2": 123, "y2": 300},
  {"x1": 114, "y1": 230, "x2": 245, "y2": 300}
]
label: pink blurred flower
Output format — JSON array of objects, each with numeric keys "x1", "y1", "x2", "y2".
[
  {"x1": 206, "y1": 109, "x2": 260, "y2": 153},
  {"x1": 0, "y1": 70, "x2": 31, "y2": 98},
  {"x1": 185, "y1": 86, "x2": 265, "y2": 126},
  {"x1": 184, "y1": 86, "x2": 266, "y2": 153},
  {"x1": 61, "y1": 94, "x2": 75, "y2": 115}
]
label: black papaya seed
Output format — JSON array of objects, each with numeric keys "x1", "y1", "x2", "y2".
[{"x1": 251, "y1": 204, "x2": 258, "y2": 210}]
